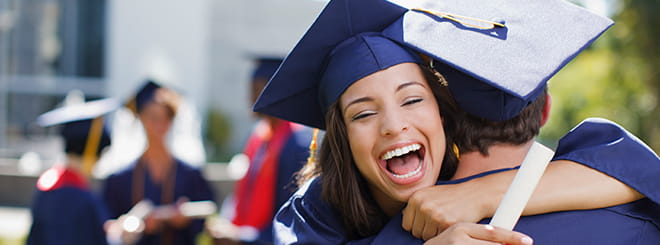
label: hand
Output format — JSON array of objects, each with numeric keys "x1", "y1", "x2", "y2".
[
  {"x1": 403, "y1": 178, "x2": 504, "y2": 240},
  {"x1": 144, "y1": 214, "x2": 164, "y2": 234},
  {"x1": 424, "y1": 223, "x2": 533, "y2": 245},
  {"x1": 168, "y1": 197, "x2": 192, "y2": 228},
  {"x1": 105, "y1": 216, "x2": 145, "y2": 245},
  {"x1": 205, "y1": 216, "x2": 241, "y2": 241}
]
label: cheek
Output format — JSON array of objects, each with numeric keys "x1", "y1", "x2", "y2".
[{"x1": 346, "y1": 126, "x2": 379, "y2": 177}]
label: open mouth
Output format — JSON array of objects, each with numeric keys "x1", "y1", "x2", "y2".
[{"x1": 381, "y1": 143, "x2": 425, "y2": 180}]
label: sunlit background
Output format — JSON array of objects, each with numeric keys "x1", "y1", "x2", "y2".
[{"x1": 0, "y1": 0, "x2": 657, "y2": 243}]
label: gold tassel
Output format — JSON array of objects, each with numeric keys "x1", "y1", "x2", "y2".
[
  {"x1": 81, "y1": 116, "x2": 104, "y2": 176},
  {"x1": 307, "y1": 128, "x2": 320, "y2": 165}
]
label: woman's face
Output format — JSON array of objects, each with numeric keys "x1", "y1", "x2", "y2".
[
  {"x1": 139, "y1": 102, "x2": 173, "y2": 140},
  {"x1": 339, "y1": 62, "x2": 446, "y2": 207}
]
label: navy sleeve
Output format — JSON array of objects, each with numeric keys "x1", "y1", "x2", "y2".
[
  {"x1": 273, "y1": 178, "x2": 349, "y2": 245},
  {"x1": 351, "y1": 214, "x2": 422, "y2": 245},
  {"x1": 102, "y1": 172, "x2": 128, "y2": 219},
  {"x1": 275, "y1": 130, "x2": 312, "y2": 209},
  {"x1": 179, "y1": 164, "x2": 217, "y2": 239},
  {"x1": 552, "y1": 118, "x2": 660, "y2": 204}
]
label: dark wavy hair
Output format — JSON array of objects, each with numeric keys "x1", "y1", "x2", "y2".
[
  {"x1": 453, "y1": 89, "x2": 547, "y2": 156},
  {"x1": 296, "y1": 65, "x2": 459, "y2": 239}
]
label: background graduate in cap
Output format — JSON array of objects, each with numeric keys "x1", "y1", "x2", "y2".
[
  {"x1": 251, "y1": 0, "x2": 660, "y2": 244},
  {"x1": 27, "y1": 96, "x2": 119, "y2": 245},
  {"x1": 208, "y1": 58, "x2": 314, "y2": 245},
  {"x1": 102, "y1": 80, "x2": 216, "y2": 245}
]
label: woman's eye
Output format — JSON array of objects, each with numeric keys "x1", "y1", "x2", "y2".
[
  {"x1": 403, "y1": 98, "x2": 423, "y2": 106},
  {"x1": 352, "y1": 112, "x2": 375, "y2": 121}
]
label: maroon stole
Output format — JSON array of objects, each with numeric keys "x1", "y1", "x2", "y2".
[
  {"x1": 37, "y1": 165, "x2": 88, "y2": 191},
  {"x1": 232, "y1": 120, "x2": 294, "y2": 230},
  {"x1": 132, "y1": 157, "x2": 178, "y2": 245}
]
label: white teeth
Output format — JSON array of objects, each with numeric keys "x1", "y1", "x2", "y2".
[
  {"x1": 381, "y1": 144, "x2": 421, "y2": 160},
  {"x1": 392, "y1": 161, "x2": 423, "y2": 179}
]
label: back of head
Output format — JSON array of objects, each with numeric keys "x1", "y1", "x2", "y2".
[
  {"x1": 36, "y1": 97, "x2": 118, "y2": 174},
  {"x1": 452, "y1": 89, "x2": 547, "y2": 155},
  {"x1": 251, "y1": 58, "x2": 283, "y2": 106},
  {"x1": 60, "y1": 119, "x2": 112, "y2": 157}
]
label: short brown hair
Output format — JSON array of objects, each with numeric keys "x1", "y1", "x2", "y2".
[
  {"x1": 296, "y1": 65, "x2": 459, "y2": 239},
  {"x1": 452, "y1": 89, "x2": 547, "y2": 156}
]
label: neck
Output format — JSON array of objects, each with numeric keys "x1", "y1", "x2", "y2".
[
  {"x1": 264, "y1": 116, "x2": 283, "y2": 128},
  {"x1": 141, "y1": 148, "x2": 174, "y2": 184},
  {"x1": 142, "y1": 140, "x2": 173, "y2": 169},
  {"x1": 145, "y1": 136, "x2": 169, "y2": 156},
  {"x1": 369, "y1": 185, "x2": 404, "y2": 217},
  {"x1": 452, "y1": 140, "x2": 534, "y2": 180},
  {"x1": 65, "y1": 154, "x2": 84, "y2": 173}
]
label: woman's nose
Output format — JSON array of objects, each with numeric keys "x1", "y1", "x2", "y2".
[{"x1": 380, "y1": 111, "x2": 409, "y2": 137}]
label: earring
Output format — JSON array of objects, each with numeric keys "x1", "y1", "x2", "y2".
[
  {"x1": 429, "y1": 59, "x2": 449, "y2": 87},
  {"x1": 452, "y1": 143, "x2": 460, "y2": 160}
]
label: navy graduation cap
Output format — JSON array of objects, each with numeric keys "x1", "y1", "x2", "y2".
[
  {"x1": 36, "y1": 98, "x2": 118, "y2": 174},
  {"x1": 382, "y1": 0, "x2": 614, "y2": 121},
  {"x1": 253, "y1": 58, "x2": 284, "y2": 81},
  {"x1": 252, "y1": 0, "x2": 419, "y2": 129},
  {"x1": 127, "y1": 79, "x2": 181, "y2": 116},
  {"x1": 133, "y1": 79, "x2": 162, "y2": 113}
]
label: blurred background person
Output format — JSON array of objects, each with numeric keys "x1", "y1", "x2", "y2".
[
  {"x1": 102, "y1": 80, "x2": 216, "y2": 245},
  {"x1": 207, "y1": 58, "x2": 314, "y2": 244},
  {"x1": 27, "y1": 96, "x2": 119, "y2": 245}
]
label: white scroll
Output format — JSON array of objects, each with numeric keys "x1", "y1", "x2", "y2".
[{"x1": 489, "y1": 141, "x2": 555, "y2": 230}]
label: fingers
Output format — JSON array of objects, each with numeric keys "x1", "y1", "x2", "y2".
[
  {"x1": 411, "y1": 214, "x2": 425, "y2": 239},
  {"x1": 424, "y1": 223, "x2": 533, "y2": 245},
  {"x1": 402, "y1": 204, "x2": 415, "y2": 231},
  {"x1": 467, "y1": 224, "x2": 533, "y2": 245},
  {"x1": 421, "y1": 221, "x2": 439, "y2": 241}
]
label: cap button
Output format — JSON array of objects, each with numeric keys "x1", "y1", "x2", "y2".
[{"x1": 491, "y1": 18, "x2": 506, "y2": 27}]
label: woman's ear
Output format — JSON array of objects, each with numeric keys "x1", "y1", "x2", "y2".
[{"x1": 541, "y1": 93, "x2": 551, "y2": 127}]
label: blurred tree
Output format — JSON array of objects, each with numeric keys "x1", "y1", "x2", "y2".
[
  {"x1": 205, "y1": 108, "x2": 233, "y2": 162},
  {"x1": 611, "y1": 0, "x2": 660, "y2": 150},
  {"x1": 540, "y1": 0, "x2": 659, "y2": 152}
]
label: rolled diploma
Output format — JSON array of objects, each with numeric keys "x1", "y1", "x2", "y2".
[{"x1": 489, "y1": 141, "x2": 555, "y2": 230}]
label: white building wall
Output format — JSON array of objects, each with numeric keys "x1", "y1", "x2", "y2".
[
  {"x1": 105, "y1": 0, "x2": 325, "y2": 161},
  {"x1": 106, "y1": 0, "x2": 210, "y2": 107},
  {"x1": 208, "y1": 0, "x2": 325, "y2": 153}
]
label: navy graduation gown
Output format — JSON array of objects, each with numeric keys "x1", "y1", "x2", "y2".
[
  {"x1": 27, "y1": 179, "x2": 109, "y2": 245},
  {"x1": 273, "y1": 118, "x2": 660, "y2": 244},
  {"x1": 102, "y1": 158, "x2": 215, "y2": 245},
  {"x1": 255, "y1": 126, "x2": 314, "y2": 244},
  {"x1": 373, "y1": 172, "x2": 660, "y2": 244}
]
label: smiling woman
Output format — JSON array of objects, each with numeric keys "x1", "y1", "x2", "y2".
[
  {"x1": 311, "y1": 57, "x2": 459, "y2": 238},
  {"x1": 339, "y1": 63, "x2": 451, "y2": 212}
]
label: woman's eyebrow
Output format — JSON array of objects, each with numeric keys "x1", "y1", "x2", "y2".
[
  {"x1": 396, "y1": 81, "x2": 424, "y2": 92},
  {"x1": 343, "y1": 96, "x2": 373, "y2": 112}
]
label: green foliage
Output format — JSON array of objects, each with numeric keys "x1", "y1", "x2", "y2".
[
  {"x1": 205, "y1": 108, "x2": 234, "y2": 162},
  {"x1": 539, "y1": 0, "x2": 659, "y2": 152}
]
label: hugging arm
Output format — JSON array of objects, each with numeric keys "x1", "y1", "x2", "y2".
[{"x1": 403, "y1": 118, "x2": 657, "y2": 240}]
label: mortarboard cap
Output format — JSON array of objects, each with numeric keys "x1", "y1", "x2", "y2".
[
  {"x1": 134, "y1": 79, "x2": 162, "y2": 113},
  {"x1": 252, "y1": 58, "x2": 284, "y2": 81},
  {"x1": 381, "y1": 0, "x2": 614, "y2": 121},
  {"x1": 36, "y1": 98, "x2": 118, "y2": 157},
  {"x1": 253, "y1": 0, "x2": 423, "y2": 129}
]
